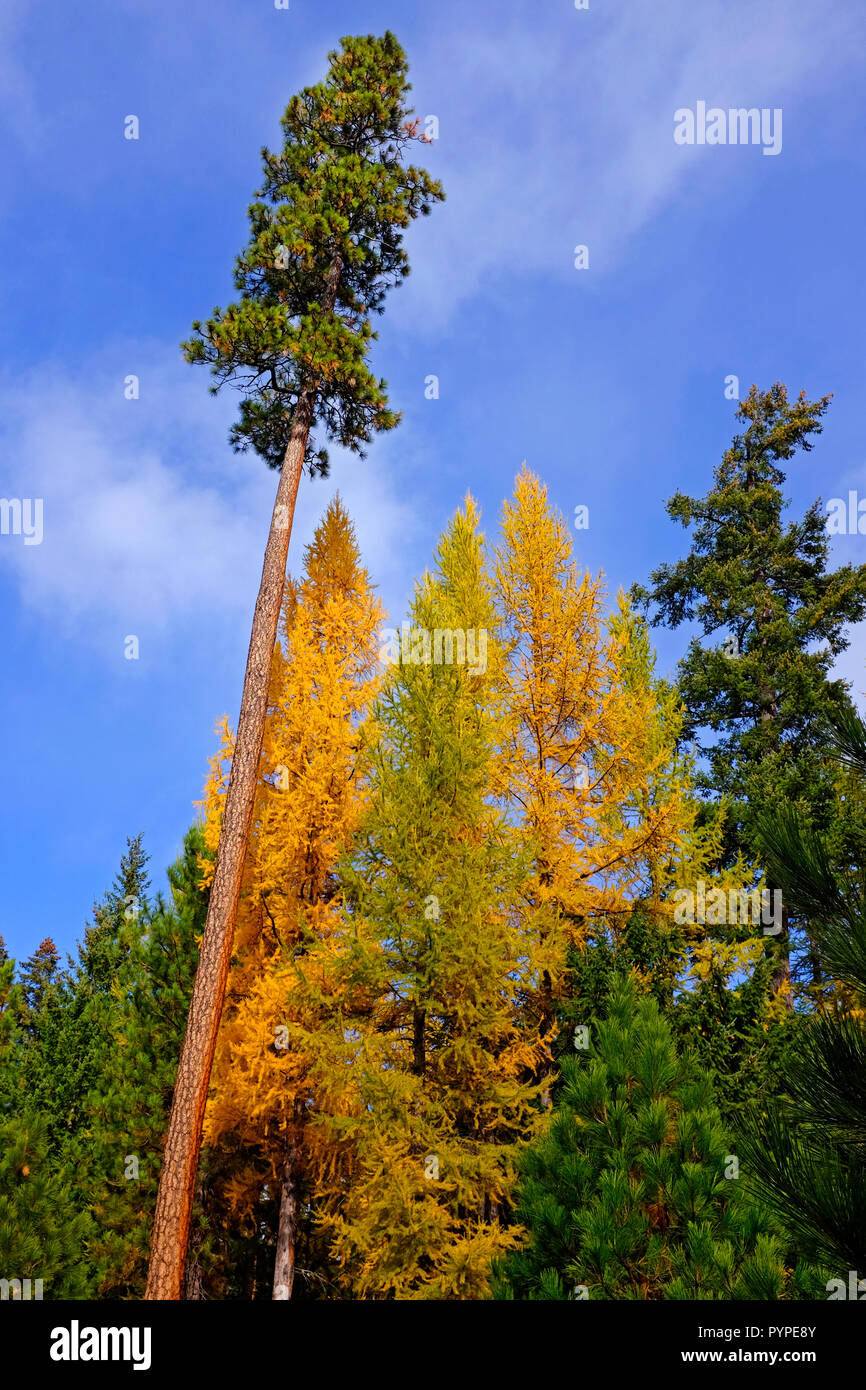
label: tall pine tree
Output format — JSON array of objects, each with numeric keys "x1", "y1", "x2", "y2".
[{"x1": 150, "y1": 31, "x2": 443, "y2": 1298}]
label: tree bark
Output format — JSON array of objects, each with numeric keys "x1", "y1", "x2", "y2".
[
  {"x1": 146, "y1": 248, "x2": 344, "y2": 1301},
  {"x1": 272, "y1": 1102, "x2": 304, "y2": 1300},
  {"x1": 412, "y1": 1003, "x2": 426, "y2": 1077},
  {"x1": 145, "y1": 393, "x2": 314, "y2": 1300},
  {"x1": 183, "y1": 1182, "x2": 206, "y2": 1300},
  {"x1": 184, "y1": 1249, "x2": 204, "y2": 1301}
]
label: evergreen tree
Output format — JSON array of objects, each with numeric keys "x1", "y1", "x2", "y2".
[
  {"x1": 17, "y1": 938, "x2": 61, "y2": 1022},
  {"x1": 495, "y1": 973, "x2": 808, "y2": 1300},
  {"x1": 7, "y1": 836, "x2": 155, "y2": 1296},
  {"x1": 81, "y1": 833, "x2": 151, "y2": 994},
  {"x1": 632, "y1": 384, "x2": 866, "y2": 1003},
  {"x1": 740, "y1": 703, "x2": 866, "y2": 1276},
  {"x1": 560, "y1": 913, "x2": 792, "y2": 1131},
  {"x1": 0, "y1": 958, "x2": 93, "y2": 1298},
  {"x1": 20, "y1": 839, "x2": 150, "y2": 1159},
  {"x1": 152, "y1": 30, "x2": 444, "y2": 1300},
  {"x1": 89, "y1": 827, "x2": 208, "y2": 1298}
]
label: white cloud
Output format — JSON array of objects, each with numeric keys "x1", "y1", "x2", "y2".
[
  {"x1": 395, "y1": 0, "x2": 865, "y2": 330},
  {"x1": 0, "y1": 344, "x2": 422, "y2": 644}
]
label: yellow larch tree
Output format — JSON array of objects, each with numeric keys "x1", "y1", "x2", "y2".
[
  {"x1": 199, "y1": 495, "x2": 383, "y2": 1299},
  {"x1": 493, "y1": 466, "x2": 691, "y2": 1058}
]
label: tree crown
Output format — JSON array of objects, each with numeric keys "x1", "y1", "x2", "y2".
[{"x1": 182, "y1": 31, "x2": 444, "y2": 472}]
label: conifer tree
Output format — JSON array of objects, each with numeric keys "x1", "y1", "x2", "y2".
[
  {"x1": 82, "y1": 834, "x2": 151, "y2": 995},
  {"x1": 560, "y1": 908, "x2": 793, "y2": 1134},
  {"x1": 4, "y1": 839, "x2": 155, "y2": 1298},
  {"x1": 150, "y1": 32, "x2": 443, "y2": 1298},
  {"x1": 740, "y1": 704, "x2": 866, "y2": 1274},
  {"x1": 551, "y1": 593, "x2": 794, "y2": 1124},
  {"x1": 21, "y1": 839, "x2": 150, "y2": 1156},
  {"x1": 300, "y1": 499, "x2": 545, "y2": 1299},
  {"x1": 202, "y1": 497, "x2": 383, "y2": 1300},
  {"x1": 89, "y1": 828, "x2": 208, "y2": 1297},
  {"x1": 495, "y1": 973, "x2": 804, "y2": 1300},
  {"x1": 632, "y1": 384, "x2": 866, "y2": 1003},
  {"x1": 17, "y1": 938, "x2": 61, "y2": 1022},
  {"x1": 0, "y1": 958, "x2": 93, "y2": 1298}
]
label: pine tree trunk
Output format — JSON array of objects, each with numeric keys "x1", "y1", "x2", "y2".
[
  {"x1": 146, "y1": 251, "x2": 343, "y2": 1301},
  {"x1": 273, "y1": 1104, "x2": 303, "y2": 1300},
  {"x1": 145, "y1": 393, "x2": 314, "y2": 1300},
  {"x1": 183, "y1": 1183, "x2": 206, "y2": 1300}
]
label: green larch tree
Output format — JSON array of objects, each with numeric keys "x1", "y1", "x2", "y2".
[{"x1": 300, "y1": 499, "x2": 545, "y2": 1298}]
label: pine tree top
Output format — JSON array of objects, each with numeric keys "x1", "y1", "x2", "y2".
[{"x1": 182, "y1": 31, "x2": 444, "y2": 471}]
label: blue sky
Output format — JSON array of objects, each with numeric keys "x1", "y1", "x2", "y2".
[{"x1": 2, "y1": 0, "x2": 866, "y2": 963}]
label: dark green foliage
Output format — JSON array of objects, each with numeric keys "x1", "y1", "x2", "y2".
[
  {"x1": 0, "y1": 960, "x2": 93, "y2": 1298},
  {"x1": 671, "y1": 957, "x2": 794, "y2": 1124},
  {"x1": 559, "y1": 915, "x2": 794, "y2": 1130},
  {"x1": 495, "y1": 974, "x2": 806, "y2": 1300},
  {"x1": 2, "y1": 836, "x2": 155, "y2": 1297},
  {"x1": 23, "y1": 838, "x2": 151, "y2": 1147},
  {"x1": 17, "y1": 938, "x2": 61, "y2": 1021},
  {"x1": 79, "y1": 833, "x2": 151, "y2": 993},
  {"x1": 632, "y1": 385, "x2": 866, "y2": 994},
  {"x1": 740, "y1": 704, "x2": 866, "y2": 1275},
  {"x1": 557, "y1": 912, "x2": 684, "y2": 1030},
  {"x1": 2, "y1": 831, "x2": 210, "y2": 1298},
  {"x1": 89, "y1": 827, "x2": 207, "y2": 1296}
]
